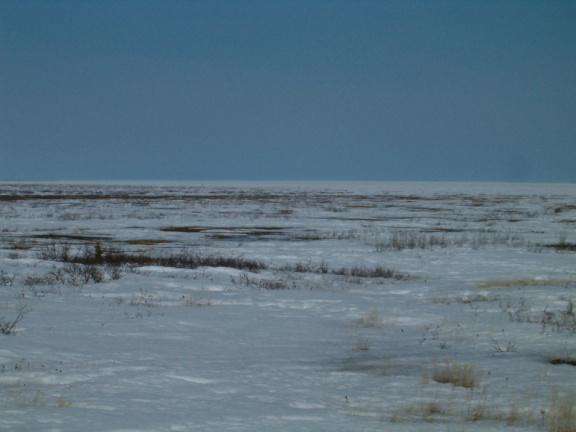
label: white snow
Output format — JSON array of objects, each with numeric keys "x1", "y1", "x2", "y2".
[{"x1": 0, "y1": 181, "x2": 575, "y2": 431}]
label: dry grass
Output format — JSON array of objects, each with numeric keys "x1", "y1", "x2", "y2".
[
  {"x1": 431, "y1": 361, "x2": 480, "y2": 388},
  {"x1": 375, "y1": 230, "x2": 449, "y2": 251},
  {"x1": 40, "y1": 240, "x2": 267, "y2": 272},
  {"x1": 464, "y1": 398, "x2": 531, "y2": 425},
  {"x1": 389, "y1": 387, "x2": 574, "y2": 429},
  {"x1": 56, "y1": 397, "x2": 75, "y2": 408},
  {"x1": 332, "y1": 264, "x2": 407, "y2": 280},
  {"x1": 389, "y1": 393, "x2": 534, "y2": 426},
  {"x1": 280, "y1": 261, "x2": 409, "y2": 280},
  {"x1": 390, "y1": 398, "x2": 451, "y2": 423},
  {"x1": 354, "y1": 309, "x2": 384, "y2": 328},
  {"x1": 548, "y1": 393, "x2": 576, "y2": 432}
]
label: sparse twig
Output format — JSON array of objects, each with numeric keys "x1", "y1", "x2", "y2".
[
  {"x1": 489, "y1": 337, "x2": 517, "y2": 353},
  {"x1": 0, "y1": 303, "x2": 31, "y2": 335}
]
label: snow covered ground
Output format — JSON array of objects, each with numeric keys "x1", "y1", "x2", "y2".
[{"x1": 0, "y1": 181, "x2": 575, "y2": 431}]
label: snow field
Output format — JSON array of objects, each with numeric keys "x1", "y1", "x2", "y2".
[{"x1": 0, "y1": 181, "x2": 575, "y2": 431}]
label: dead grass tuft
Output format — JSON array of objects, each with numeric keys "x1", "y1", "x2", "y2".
[
  {"x1": 390, "y1": 398, "x2": 451, "y2": 423},
  {"x1": 354, "y1": 309, "x2": 384, "y2": 328},
  {"x1": 431, "y1": 360, "x2": 480, "y2": 388},
  {"x1": 547, "y1": 392, "x2": 576, "y2": 432},
  {"x1": 390, "y1": 393, "x2": 534, "y2": 426}
]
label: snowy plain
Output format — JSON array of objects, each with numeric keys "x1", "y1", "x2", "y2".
[{"x1": 0, "y1": 181, "x2": 575, "y2": 432}]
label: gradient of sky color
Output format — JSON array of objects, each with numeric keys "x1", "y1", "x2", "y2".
[{"x1": 1, "y1": 1, "x2": 575, "y2": 182}]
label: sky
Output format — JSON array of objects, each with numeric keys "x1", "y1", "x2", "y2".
[{"x1": 1, "y1": 0, "x2": 575, "y2": 182}]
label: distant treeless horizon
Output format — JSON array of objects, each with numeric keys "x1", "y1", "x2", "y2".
[{"x1": 1, "y1": 1, "x2": 575, "y2": 183}]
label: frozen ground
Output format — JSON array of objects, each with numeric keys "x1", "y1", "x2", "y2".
[{"x1": 0, "y1": 181, "x2": 575, "y2": 431}]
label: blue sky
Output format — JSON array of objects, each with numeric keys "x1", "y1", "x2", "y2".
[{"x1": 1, "y1": 1, "x2": 575, "y2": 182}]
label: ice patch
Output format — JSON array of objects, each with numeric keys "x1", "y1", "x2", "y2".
[
  {"x1": 166, "y1": 374, "x2": 216, "y2": 384},
  {"x1": 289, "y1": 401, "x2": 326, "y2": 409},
  {"x1": 203, "y1": 284, "x2": 225, "y2": 291},
  {"x1": 280, "y1": 415, "x2": 325, "y2": 421}
]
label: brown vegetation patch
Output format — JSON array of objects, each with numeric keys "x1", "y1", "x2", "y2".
[
  {"x1": 478, "y1": 278, "x2": 568, "y2": 288},
  {"x1": 279, "y1": 261, "x2": 408, "y2": 280},
  {"x1": 422, "y1": 227, "x2": 466, "y2": 233},
  {"x1": 431, "y1": 361, "x2": 480, "y2": 388},
  {"x1": 40, "y1": 240, "x2": 267, "y2": 272},
  {"x1": 161, "y1": 226, "x2": 288, "y2": 240},
  {"x1": 160, "y1": 226, "x2": 206, "y2": 233},
  {"x1": 124, "y1": 239, "x2": 173, "y2": 245},
  {"x1": 554, "y1": 205, "x2": 576, "y2": 214},
  {"x1": 32, "y1": 234, "x2": 112, "y2": 241},
  {"x1": 550, "y1": 358, "x2": 576, "y2": 366},
  {"x1": 545, "y1": 242, "x2": 576, "y2": 252}
]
